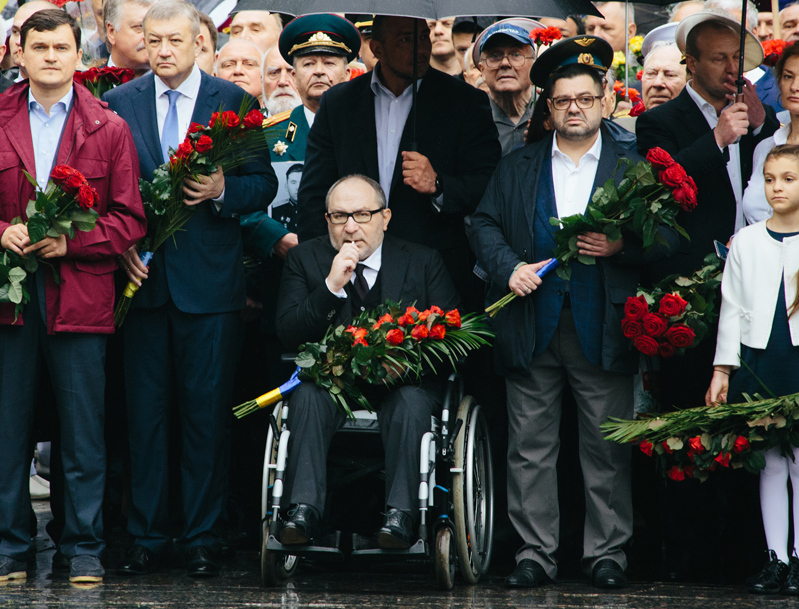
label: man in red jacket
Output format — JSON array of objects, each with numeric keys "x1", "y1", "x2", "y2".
[{"x1": 0, "y1": 10, "x2": 146, "y2": 585}]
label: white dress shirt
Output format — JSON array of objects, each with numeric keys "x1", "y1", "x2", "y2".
[
  {"x1": 551, "y1": 131, "x2": 602, "y2": 219},
  {"x1": 304, "y1": 105, "x2": 315, "y2": 129},
  {"x1": 741, "y1": 122, "x2": 790, "y2": 226},
  {"x1": 326, "y1": 243, "x2": 383, "y2": 299},
  {"x1": 29, "y1": 87, "x2": 74, "y2": 190},
  {"x1": 685, "y1": 82, "x2": 763, "y2": 233}
]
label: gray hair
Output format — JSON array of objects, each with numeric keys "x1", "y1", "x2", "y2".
[
  {"x1": 668, "y1": 1, "x2": 704, "y2": 21},
  {"x1": 595, "y1": 1, "x2": 635, "y2": 24},
  {"x1": 643, "y1": 41, "x2": 680, "y2": 69},
  {"x1": 214, "y1": 38, "x2": 264, "y2": 75},
  {"x1": 104, "y1": 0, "x2": 156, "y2": 32},
  {"x1": 325, "y1": 174, "x2": 387, "y2": 211},
  {"x1": 142, "y1": 0, "x2": 200, "y2": 38},
  {"x1": 703, "y1": 0, "x2": 758, "y2": 31}
]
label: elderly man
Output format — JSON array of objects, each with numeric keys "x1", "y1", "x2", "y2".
[
  {"x1": 0, "y1": 9, "x2": 146, "y2": 585},
  {"x1": 196, "y1": 12, "x2": 217, "y2": 75},
  {"x1": 104, "y1": 0, "x2": 154, "y2": 76},
  {"x1": 103, "y1": 0, "x2": 276, "y2": 578},
  {"x1": 216, "y1": 38, "x2": 264, "y2": 103},
  {"x1": 427, "y1": 17, "x2": 462, "y2": 76},
  {"x1": 263, "y1": 14, "x2": 359, "y2": 163},
  {"x1": 262, "y1": 45, "x2": 302, "y2": 116},
  {"x1": 782, "y1": 3, "x2": 799, "y2": 42},
  {"x1": 758, "y1": 11, "x2": 774, "y2": 41},
  {"x1": 585, "y1": 2, "x2": 636, "y2": 52},
  {"x1": 230, "y1": 9, "x2": 281, "y2": 53},
  {"x1": 478, "y1": 21, "x2": 536, "y2": 156},
  {"x1": 7, "y1": 0, "x2": 53, "y2": 81},
  {"x1": 640, "y1": 42, "x2": 687, "y2": 110},
  {"x1": 298, "y1": 15, "x2": 501, "y2": 302},
  {"x1": 670, "y1": 1, "x2": 705, "y2": 22},
  {"x1": 276, "y1": 174, "x2": 459, "y2": 549}
]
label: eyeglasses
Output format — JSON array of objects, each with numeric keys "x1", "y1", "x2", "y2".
[
  {"x1": 549, "y1": 95, "x2": 603, "y2": 111},
  {"x1": 326, "y1": 209, "x2": 383, "y2": 224},
  {"x1": 482, "y1": 51, "x2": 533, "y2": 69}
]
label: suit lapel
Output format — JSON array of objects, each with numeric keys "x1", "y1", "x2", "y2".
[
  {"x1": 591, "y1": 137, "x2": 624, "y2": 193},
  {"x1": 380, "y1": 236, "x2": 407, "y2": 304},
  {"x1": 132, "y1": 75, "x2": 163, "y2": 168},
  {"x1": 191, "y1": 72, "x2": 221, "y2": 127},
  {"x1": 356, "y1": 78, "x2": 379, "y2": 180},
  {"x1": 674, "y1": 88, "x2": 713, "y2": 140},
  {"x1": 389, "y1": 74, "x2": 431, "y2": 198},
  {"x1": 314, "y1": 239, "x2": 352, "y2": 320}
]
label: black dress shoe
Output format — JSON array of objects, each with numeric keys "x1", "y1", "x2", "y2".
[
  {"x1": 376, "y1": 509, "x2": 414, "y2": 549},
  {"x1": 505, "y1": 559, "x2": 551, "y2": 588},
  {"x1": 186, "y1": 547, "x2": 219, "y2": 578},
  {"x1": 117, "y1": 545, "x2": 160, "y2": 576},
  {"x1": 592, "y1": 559, "x2": 627, "y2": 589},
  {"x1": 784, "y1": 554, "x2": 799, "y2": 595},
  {"x1": 280, "y1": 504, "x2": 321, "y2": 546},
  {"x1": 748, "y1": 550, "x2": 789, "y2": 594}
]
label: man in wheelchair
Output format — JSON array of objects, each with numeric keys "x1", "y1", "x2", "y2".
[{"x1": 274, "y1": 174, "x2": 460, "y2": 549}]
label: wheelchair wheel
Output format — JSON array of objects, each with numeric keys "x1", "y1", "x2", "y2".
[
  {"x1": 261, "y1": 535, "x2": 298, "y2": 587},
  {"x1": 452, "y1": 396, "x2": 494, "y2": 584},
  {"x1": 434, "y1": 526, "x2": 456, "y2": 590}
]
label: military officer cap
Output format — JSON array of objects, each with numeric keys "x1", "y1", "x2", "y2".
[
  {"x1": 346, "y1": 14, "x2": 374, "y2": 36},
  {"x1": 530, "y1": 35, "x2": 613, "y2": 89},
  {"x1": 279, "y1": 13, "x2": 361, "y2": 64}
]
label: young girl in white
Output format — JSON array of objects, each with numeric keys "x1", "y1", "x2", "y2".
[{"x1": 707, "y1": 144, "x2": 799, "y2": 595}]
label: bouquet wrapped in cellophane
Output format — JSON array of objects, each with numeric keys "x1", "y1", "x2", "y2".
[
  {"x1": 114, "y1": 102, "x2": 268, "y2": 326},
  {"x1": 0, "y1": 166, "x2": 99, "y2": 321},
  {"x1": 233, "y1": 301, "x2": 494, "y2": 419}
]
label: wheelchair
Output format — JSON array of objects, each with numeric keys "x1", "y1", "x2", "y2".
[{"x1": 258, "y1": 372, "x2": 494, "y2": 590}]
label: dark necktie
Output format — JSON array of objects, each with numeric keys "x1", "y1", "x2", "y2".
[{"x1": 353, "y1": 263, "x2": 369, "y2": 301}]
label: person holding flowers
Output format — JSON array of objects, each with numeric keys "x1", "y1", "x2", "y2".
[
  {"x1": 469, "y1": 36, "x2": 679, "y2": 591},
  {"x1": 0, "y1": 10, "x2": 146, "y2": 584},
  {"x1": 274, "y1": 175, "x2": 459, "y2": 551},
  {"x1": 103, "y1": 0, "x2": 277, "y2": 579},
  {"x1": 706, "y1": 144, "x2": 799, "y2": 595}
]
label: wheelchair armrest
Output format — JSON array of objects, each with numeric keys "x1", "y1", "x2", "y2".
[{"x1": 281, "y1": 353, "x2": 298, "y2": 363}]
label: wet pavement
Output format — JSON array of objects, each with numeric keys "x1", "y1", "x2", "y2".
[{"x1": 2, "y1": 501, "x2": 797, "y2": 608}]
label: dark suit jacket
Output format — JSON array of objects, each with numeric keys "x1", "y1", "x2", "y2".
[
  {"x1": 296, "y1": 67, "x2": 500, "y2": 295},
  {"x1": 103, "y1": 71, "x2": 278, "y2": 314},
  {"x1": 469, "y1": 135, "x2": 679, "y2": 376},
  {"x1": 636, "y1": 87, "x2": 779, "y2": 279},
  {"x1": 276, "y1": 234, "x2": 460, "y2": 351}
]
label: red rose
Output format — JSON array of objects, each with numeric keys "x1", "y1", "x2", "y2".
[
  {"x1": 429, "y1": 324, "x2": 446, "y2": 340},
  {"x1": 658, "y1": 164, "x2": 688, "y2": 189},
  {"x1": 411, "y1": 324, "x2": 429, "y2": 340},
  {"x1": 621, "y1": 318, "x2": 643, "y2": 339},
  {"x1": 430, "y1": 305, "x2": 444, "y2": 316},
  {"x1": 50, "y1": 165, "x2": 73, "y2": 183},
  {"x1": 194, "y1": 135, "x2": 213, "y2": 154},
  {"x1": 624, "y1": 295, "x2": 649, "y2": 321},
  {"x1": 117, "y1": 68, "x2": 135, "y2": 84},
  {"x1": 188, "y1": 122, "x2": 205, "y2": 134},
  {"x1": 642, "y1": 313, "x2": 668, "y2": 337},
  {"x1": 373, "y1": 313, "x2": 394, "y2": 330},
  {"x1": 221, "y1": 110, "x2": 240, "y2": 128},
  {"x1": 658, "y1": 293, "x2": 688, "y2": 318},
  {"x1": 209, "y1": 112, "x2": 220, "y2": 127},
  {"x1": 667, "y1": 466, "x2": 685, "y2": 481},
  {"x1": 661, "y1": 440, "x2": 674, "y2": 455},
  {"x1": 646, "y1": 147, "x2": 675, "y2": 171},
  {"x1": 243, "y1": 109, "x2": 263, "y2": 129},
  {"x1": 657, "y1": 341, "x2": 675, "y2": 358},
  {"x1": 417, "y1": 310, "x2": 431, "y2": 322},
  {"x1": 176, "y1": 140, "x2": 194, "y2": 161},
  {"x1": 350, "y1": 328, "x2": 368, "y2": 346},
  {"x1": 689, "y1": 436, "x2": 705, "y2": 454},
  {"x1": 665, "y1": 324, "x2": 695, "y2": 349},
  {"x1": 444, "y1": 309, "x2": 461, "y2": 328},
  {"x1": 630, "y1": 101, "x2": 645, "y2": 117},
  {"x1": 353, "y1": 337, "x2": 369, "y2": 347},
  {"x1": 397, "y1": 314, "x2": 414, "y2": 326},
  {"x1": 633, "y1": 335, "x2": 659, "y2": 356},
  {"x1": 76, "y1": 184, "x2": 98, "y2": 210},
  {"x1": 63, "y1": 172, "x2": 86, "y2": 195},
  {"x1": 628, "y1": 88, "x2": 640, "y2": 102},
  {"x1": 672, "y1": 176, "x2": 698, "y2": 212},
  {"x1": 385, "y1": 328, "x2": 404, "y2": 346},
  {"x1": 714, "y1": 452, "x2": 731, "y2": 467},
  {"x1": 639, "y1": 440, "x2": 654, "y2": 456},
  {"x1": 733, "y1": 436, "x2": 751, "y2": 454},
  {"x1": 345, "y1": 325, "x2": 358, "y2": 333}
]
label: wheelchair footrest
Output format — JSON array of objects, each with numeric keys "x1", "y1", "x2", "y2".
[
  {"x1": 349, "y1": 537, "x2": 428, "y2": 559},
  {"x1": 265, "y1": 534, "x2": 346, "y2": 562}
]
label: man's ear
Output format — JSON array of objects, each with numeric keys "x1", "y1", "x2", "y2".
[
  {"x1": 194, "y1": 33, "x2": 203, "y2": 58},
  {"x1": 382, "y1": 207, "x2": 392, "y2": 231}
]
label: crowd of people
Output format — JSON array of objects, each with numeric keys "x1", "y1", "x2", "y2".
[{"x1": 1, "y1": 0, "x2": 798, "y2": 598}]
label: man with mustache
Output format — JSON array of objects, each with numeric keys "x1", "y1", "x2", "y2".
[
  {"x1": 104, "y1": 0, "x2": 154, "y2": 78},
  {"x1": 262, "y1": 46, "x2": 301, "y2": 116}
]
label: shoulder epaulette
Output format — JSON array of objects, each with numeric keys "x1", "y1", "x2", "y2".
[{"x1": 263, "y1": 109, "x2": 293, "y2": 128}]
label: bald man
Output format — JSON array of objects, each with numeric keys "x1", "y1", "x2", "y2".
[
  {"x1": 216, "y1": 39, "x2": 264, "y2": 104},
  {"x1": 230, "y1": 10, "x2": 282, "y2": 53}
]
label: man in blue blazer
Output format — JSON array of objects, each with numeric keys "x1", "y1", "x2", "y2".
[{"x1": 103, "y1": 0, "x2": 277, "y2": 578}]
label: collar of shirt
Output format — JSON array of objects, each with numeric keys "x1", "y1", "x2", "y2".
[
  {"x1": 369, "y1": 65, "x2": 421, "y2": 99},
  {"x1": 28, "y1": 86, "x2": 74, "y2": 116},
  {"x1": 489, "y1": 91, "x2": 534, "y2": 126},
  {"x1": 155, "y1": 62, "x2": 202, "y2": 104},
  {"x1": 304, "y1": 105, "x2": 315, "y2": 129},
  {"x1": 551, "y1": 129, "x2": 602, "y2": 167},
  {"x1": 550, "y1": 130, "x2": 602, "y2": 219},
  {"x1": 107, "y1": 55, "x2": 116, "y2": 69},
  {"x1": 685, "y1": 81, "x2": 730, "y2": 127},
  {"x1": 354, "y1": 242, "x2": 383, "y2": 290},
  {"x1": 28, "y1": 86, "x2": 75, "y2": 190}
]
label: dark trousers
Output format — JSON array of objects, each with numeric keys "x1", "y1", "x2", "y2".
[
  {"x1": 506, "y1": 310, "x2": 633, "y2": 579},
  {"x1": 0, "y1": 301, "x2": 107, "y2": 560},
  {"x1": 124, "y1": 300, "x2": 239, "y2": 553},
  {"x1": 283, "y1": 383, "x2": 439, "y2": 519}
]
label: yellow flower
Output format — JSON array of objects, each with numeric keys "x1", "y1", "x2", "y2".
[
  {"x1": 612, "y1": 51, "x2": 626, "y2": 68},
  {"x1": 628, "y1": 35, "x2": 643, "y2": 54}
]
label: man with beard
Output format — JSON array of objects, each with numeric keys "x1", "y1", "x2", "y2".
[
  {"x1": 104, "y1": 0, "x2": 154, "y2": 77},
  {"x1": 469, "y1": 36, "x2": 678, "y2": 590},
  {"x1": 262, "y1": 46, "x2": 301, "y2": 116}
]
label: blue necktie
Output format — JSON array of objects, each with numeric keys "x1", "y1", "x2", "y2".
[{"x1": 161, "y1": 89, "x2": 180, "y2": 162}]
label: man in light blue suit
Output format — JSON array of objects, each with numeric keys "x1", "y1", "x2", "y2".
[{"x1": 103, "y1": 0, "x2": 277, "y2": 578}]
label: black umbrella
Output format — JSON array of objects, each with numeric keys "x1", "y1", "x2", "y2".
[{"x1": 233, "y1": 0, "x2": 602, "y2": 146}]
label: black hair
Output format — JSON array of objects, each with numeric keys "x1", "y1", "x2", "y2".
[
  {"x1": 286, "y1": 163, "x2": 304, "y2": 177},
  {"x1": 21, "y1": 9, "x2": 81, "y2": 50},
  {"x1": 546, "y1": 63, "x2": 604, "y2": 97},
  {"x1": 525, "y1": 91, "x2": 553, "y2": 145}
]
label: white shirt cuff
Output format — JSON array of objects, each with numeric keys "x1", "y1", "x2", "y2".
[
  {"x1": 753, "y1": 124, "x2": 763, "y2": 136},
  {"x1": 325, "y1": 277, "x2": 347, "y2": 299},
  {"x1": 212, "y1": 186, "x2": 225, "y2": 212},
  {"x1": 432, "y1": 193, "x2": 443, "y2": 212}
]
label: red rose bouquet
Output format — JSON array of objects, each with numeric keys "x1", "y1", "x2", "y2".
[
  {"x1": 0, "y1": 166, "x2": 99, "y2": 320},
  {"x1": 529, "y1": 26, "x2": 562, "y2": 49},
  {"x1": 73, "y1": 66, "x2": 135, "y2": 98},
  {"x1": 114, "y1": 102, "x2": 268, "y2": 326},
  {"x1": 763, "y1": 39, "x2": 793, "y2": 67},
  {"x1": 233, "y1": 301, "x2": 493, "y2": 419}
]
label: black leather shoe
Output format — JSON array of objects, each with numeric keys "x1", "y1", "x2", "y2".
[
  {"x1": 186, "y1": 547, "x2": 219, "y2": 578},
  {"x1": 117, "y1": 545, "x2": 160, "y2": 576},
  {"x1": 592, "y1": 559, "x2": 627, "y2": 589},
  {"x1": 784, "y1": 554, "x2": 799, "y2": 595},
  {"x1": 280, "y1": 504, "x2": 321, "y2": 546},
  {"x1": 505, "y1": 559, "x2": 551, "y2": 588},
  {"x1": 748, "y1": 550, "x2": 789, "y2": 594},
  {"x1": 376, "y1": 509, "x2": 414, "y2": 549}
]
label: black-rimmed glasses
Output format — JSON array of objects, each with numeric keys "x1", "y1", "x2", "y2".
[
  {"x1": 326, "y1": 209, "x2": 383, "y2": 224},
  {"x1": 550, "y1": 95, "x2": 603, "y2": 111}
]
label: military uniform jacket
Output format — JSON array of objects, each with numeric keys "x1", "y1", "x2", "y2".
[{"x1": 265, "y1": 104, "x2": 310, "y2": 163}]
